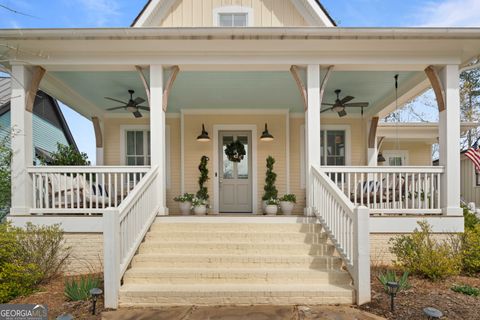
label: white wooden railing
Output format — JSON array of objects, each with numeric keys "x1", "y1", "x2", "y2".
[
  {"x1": 103, "y1": 166, "x2": 160, "y2": 309},
  {"x1": 321, "y1": 166, "x2": 444, "y2": 215},
  {"x1": 310, "y1": 165, "x2": 370, "y2": 305},
  {"x1": 28, "y1": 166, "x2": 150, "y2": 215}
]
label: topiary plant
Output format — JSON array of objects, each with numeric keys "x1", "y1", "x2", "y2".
[
  {"x1": 40, "y1": 143, "x2": 90, "y2": 166},
  {"x1": 196, "y1": 156, "x2": 209, "y2": 201},
  {"x1": 262, "y1": 156, "x2": 278, "y2": 201}
]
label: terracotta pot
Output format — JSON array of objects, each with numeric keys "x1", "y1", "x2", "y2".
[
  {"x1": 279, "y1": 201, "x2": 294, "y2": 215},
  {"x1": 193, "y1": 205, "x2": 207, "y2": 215},
  {"x1": 179, "y1": 201, "x2": 191, "y2": 215},
  {"x1": 265, "y1": 205, "x2": 278, "y2": 216}
]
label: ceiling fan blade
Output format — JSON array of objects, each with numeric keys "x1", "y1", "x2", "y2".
[
  {"x1": 137, "y1": 106, "x2": 150, "y2": 111},
  {"x1": 106, "y1": 106, "x2": 126, "y2": 111},
  {"x1": 133, "y1": 111, "x2": 143, "y2": 118},
  {"x1": 340, "y1": 96, "x2": 354, "y2": 104},
  {"x1": 321, "y1": 102, "x2": 335, "y2": 106},
  {"x1": 320, "y1": 107, "x2": 333, "y2": 113},
  {"x1": 345, "y1": 102, "x2": 369, "y2": 108},
  {"x1": 105, "y1": 97, "x2": 127, "y2": 104},
  {"x1": 338, "y1": 110, "x2": 347, "y2": 117},
  {"x1": 134, "y1": 97, "x2": 145, "y2": 105}
]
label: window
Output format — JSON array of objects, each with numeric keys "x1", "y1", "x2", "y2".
[
  {"x1": 321, "y1": 130, "x2": 346, "y2": 165},
  {"x1": 383, "y1": 150, "x2": 409, "y2": 166},
  {"x1": 476, "y1": 172, "x2": 480, "y2": 187},
  {"x1": 125, "y1": 130, "x2": 150, "y2": 165},
  {"x1": 218, "y1": 13, "x2": 248, "y2": 27}
]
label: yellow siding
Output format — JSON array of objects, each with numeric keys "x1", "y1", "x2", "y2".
[
  {"x1": 381, "y1": 141, "x2": 432, "y2": 166},
  {"x1": 166, "y1": 118, "x2": 181, "y2": 211},
  {"x1": 460, "y1": 156, "x2": 480, "y2": 205},
  {"x1": 289, "y1": 117, "x2": 305, "y2": 214},
  {"x1": 159, "y1": 0, "x2": 308, "y2": 27}
]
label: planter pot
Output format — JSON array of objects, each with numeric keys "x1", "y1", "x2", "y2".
[
  {"x1": 265, "y1": 205, "x2": 278, "y2": 216},
  {"x1": 179, "y1": 201, "x2": 192, "y2": 215},
  {"x1": 279, "y1": 201, "x2": 294, "y2": 215},
  {"x1": 193, "y1": 205, "x2": 207, "y2": 215},
  {"x1": 262, "y1": 200, "x2": 268, "y2": 212}
]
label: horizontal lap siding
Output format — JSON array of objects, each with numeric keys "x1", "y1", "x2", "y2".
[
  {"x1": 381, "y1": 141, "x2": 432, "y2": 166},
  {"x1": 461, "y1": 156, "x2": 480, "y2": 206},
  {"x1": 289, "y1": 117, "x2": 305, "y2": 214}
]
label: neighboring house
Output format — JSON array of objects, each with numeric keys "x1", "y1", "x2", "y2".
[
  {"x1": 2, "y1": 0, "x2": 480, "y2": 309},
  {"x1": 0, "y1": 77, "x2": 78, "y2": 163}
]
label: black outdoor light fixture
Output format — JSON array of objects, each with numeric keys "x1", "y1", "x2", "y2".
[
  {"x1": 423, "y1": 307, "x2": 443, "y2": 319},
  {"x1": 260, "y1": 123, "x2": 274, "y2": 141},
  {"x1": 377, "y1": 152, "x2": 386, "y2": 163},
  {"x1": 386, "y1": 281, "x2": 400, "y2": 312},
  {"x1": 90, "y1": 287, "x2": 103, "y2": 315},
  {"x1": 196, "y1": 124, "x2": 210, "y2": 142}
]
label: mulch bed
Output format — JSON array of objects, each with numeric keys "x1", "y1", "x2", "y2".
[
  {"x1": 360, "y1": 269, "x2": 480, "y2": 320},
  {"x1": 10, "y1": 275, "x2": 107, "y2": 320}
]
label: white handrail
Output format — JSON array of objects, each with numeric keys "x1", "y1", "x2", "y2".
[
  {"x1": 103, "y1": 166, "x2": 160, "y2": 309},
  {"x1": 311, "y1": 165, "x2": 370, "y2": 305}
]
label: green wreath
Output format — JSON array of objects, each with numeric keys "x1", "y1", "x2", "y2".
[{"x1": 225, "y1": 140, "x2": 246, "y2": 163}]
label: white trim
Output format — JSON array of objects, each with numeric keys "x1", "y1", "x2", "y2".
[
  {"x1": 181, "y1": 109, "x2": 289, "y2": 115},
  {"x1": 286, "y1": 113, "x2": 290, "y2": 194},
  {"x1": 213, "y1": 125, "x2": 258, "y2": 215},
  {"x1": 132, "y1": 0, "x2": 177, "y2": 27},
  {"x1": 119, "y1": 125, "x2": 150, "y2": 165},
  {"x1": 180, "y1": 111, "x2": 185, "y2": 193},
  {"x1": 290, "y1": 0, "x2": 335, "y2": 27},
  {"x1": 382, "y1": 150, "x2": 410, "y2": 166},
  {"x1": 321, "y1": 124, "x2": 352, "y2": 166},
  {"x1": 300, "y1": 124, "x2": 306, "y2": 189},
  {"x1": 166, "y1": 125, "x2": 171, "y2": 189},
  {"x1": 213, "y1": 6, "x2": 253, "y2": 27}
]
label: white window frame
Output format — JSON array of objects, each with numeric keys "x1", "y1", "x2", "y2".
[
  {"x1": 320, "y1": 125, "x2": 352, "y2": 166},
  {"x1": 213, "y1": 6, "x2": 253, "y2": 27},
  {"x1": 383, "y1": 150, "x2": 409, "y2": 166}
]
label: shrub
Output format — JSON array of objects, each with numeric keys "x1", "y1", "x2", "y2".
[
  {"x1": 463, "y1": 206, "x2": 480, "y2": 230},
  {"x1": 462, "y1": 224, "x2": 480, "y2": 275},
  {"x1": 64, "y1": 275, "x2": 101, "y2": 301},
  {"x1": 279, "y1": 194, "x2": 297, "y2": 203},
  {"x1": 173, "y1": 193, "x2": 194, "y2": 203},
  {"x1": 40, "y1": 143, "x2": 90, "y2": 166},
  {"x1": 389, "y1": 221, "x2": 462, "y2": 280},
  {"x1": 262, "y1": 156, "x2": 278, "y2": 201},
  {"x1": 451, "y1": 284, "x2": 480, "y2": 297},
  {"x1": 196, "y1": 156, "x2": 209, "y2": 201},
  {"x1": 0, "y1": 262, "x2": 42, "y2": 303},
  {"x1": 377, "y1": 270, "x2": 411, "y2": 293}
]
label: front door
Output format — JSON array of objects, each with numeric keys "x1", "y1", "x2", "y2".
[{"x1": 219, "y1": 131, "x2": 252, "y2": 213}]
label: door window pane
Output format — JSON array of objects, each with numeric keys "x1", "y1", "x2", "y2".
[
  {"x1": 233, "y1": 13, "x2": 247, "y2": 27},
  {"x1": 326, "y1": 130, "x2": 345, "y2": 165},
  {"x1": 218, "y1": 13, "x2": 247, "y2": 27},
  {"x1": 222, "y1": 136, "x2": 234, "y2": 179},
  {"x1": 125, "y1": 130, "x2": 150, "y2": 166},
  {"x1": 237, "y1": 136, "x2": 248, "y2": 179},
  {"x1": 388, "y1": 156, "x2": 403, "y2": 166}
]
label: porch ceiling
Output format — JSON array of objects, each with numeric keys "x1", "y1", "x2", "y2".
[{"x1": 49, "y1": 69, "x2": 420, "y2": 117}]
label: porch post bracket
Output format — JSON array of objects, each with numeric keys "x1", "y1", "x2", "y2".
[
  {"x1": 377, "y1": 136, "x2": 385, "y2": 150},
  {"x1": 368, "y1": 116, "x2": 379, "y2": 149},
  {"x1": 135, "y1": 66, "x2": 151, "y2": 106},
  {"x1": 163, "y1": 65, "x2": 180, "y2": 112},
  {"x1": 25, "y1": 66, "x2": 46, "y2": 113},
  {"x1": 320, "y1": 65, "x2": 334, "y2": 101},
  {"x1": 92, "y1": 116, "x2": 103, "y2": 148},
  {"x1": 290, "y1": 65, "x2": 308, "y2": 111},
  {"x1": 425, "y1": 66, "x2": 446, "y2": 112}
]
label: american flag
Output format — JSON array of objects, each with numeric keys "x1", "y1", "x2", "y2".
[{"x1": 465, "y1": 142, "x2": 480, "y2": 172}]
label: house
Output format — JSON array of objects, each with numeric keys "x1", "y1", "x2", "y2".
[
  {"x1": 0, "y1": 77, "x2": 78, "y2": 163},
  {"x1": 2, "y1": 0, "x2": 480, "y2": 309}
]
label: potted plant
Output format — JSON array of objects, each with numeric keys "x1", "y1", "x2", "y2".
[
  {"x1": 174, "y1": 193, "x2": 194, "y2": 215},
  {"x1": 279, "y1": 194, "x2": 296, "y2": 215},
  {"x1": 265, "y1": 198, "x2": 278, "y2": 216},
  {"x1": 191, "y1": 197, "x2": 208, "y2": 215},
  {"x1": 261, "y1": 156, "x2": 278, "y2": 213}
]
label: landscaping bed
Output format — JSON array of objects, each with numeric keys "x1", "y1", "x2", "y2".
[
  {"x1": 10, "y1": 275, "x2": 106, "y2": 320},
  {"x1": 361, "y1": 271, "x2": 480, "y2": 320}
]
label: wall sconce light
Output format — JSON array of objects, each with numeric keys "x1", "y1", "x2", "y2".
[
  {"x1": 377, "y1": 152, "x2": 386, "y2": 163},
  {"x1": 196, "y1": 124, "x2": 210, "y2": 142},
  {"x1": 260, "y1": 123, "x2": 274, "y2": 142}
]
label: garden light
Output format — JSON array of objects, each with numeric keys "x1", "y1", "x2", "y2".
[
  {"x1": 90, "y1": 287, "x2": 103, "y2": 315},
  {"x1": 386, "y1": 281, "x2": 399, "y2": 312}
]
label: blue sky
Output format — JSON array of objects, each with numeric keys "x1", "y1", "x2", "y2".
[{"x1": 0, "y1": 0, "x2": 479, "y2": 162}]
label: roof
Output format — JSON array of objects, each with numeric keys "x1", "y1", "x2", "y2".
[
  {"x1": 131, "y1": 0, "x2": 336, "y2": 27},
  {"x1": 0, "y1": 77, "x2": 78, "y2": 151}
]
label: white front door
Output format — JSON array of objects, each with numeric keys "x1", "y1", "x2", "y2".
[{"x1": 219, "y1": 131, "x2": 252, "y2": 213}]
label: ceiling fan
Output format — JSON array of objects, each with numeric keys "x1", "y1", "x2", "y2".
[
  {"x1": 105, "y1": 90, "x2": 149, "y2": 118},
  {"x1": 321, "y1": 89, "x2": 369, "y2": 117}
]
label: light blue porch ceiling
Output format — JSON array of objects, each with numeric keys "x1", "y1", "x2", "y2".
[{"x1": 50, "y1": 70, "x2": 420, "y2": 116}]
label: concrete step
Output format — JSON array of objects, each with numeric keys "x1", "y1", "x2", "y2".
[
  {"x1": 138, "y1": 242, "x2": 336, "y2": 256},
  {"x1": 131, "y1": 253, "x2": 343, "y2": 269},
  {"x1": 150, "y1": 222, "x2": 323, "y2": 233},
  {"x1": 119, "y1": 283, "x2": 355, "y2": 306},
  {"x1": 123, "y1": 268, "x2": 352, "y2": 285},
  {"x1": 145, "y1": 231, "x2": 328, "y2": 244}
]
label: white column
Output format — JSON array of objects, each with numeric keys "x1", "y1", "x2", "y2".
[
  {"x1": 366, "y1": 119, "x2": 377, "y2": 167},
  {"x1": 439, "y1": 65, "x2": 462, "y2": 216},
  {"x1": 150, "y1": 65, "x2": 167, "y2": 215},
  {"x1": 95, "y1": 117, "x2": 104, "y2": 166},
  {"x1": 10, "y1": 64, "x2": 33, "y2": 215},
  {"x1": 305, "y1": 65, "x2": 321, "y2": 216}
]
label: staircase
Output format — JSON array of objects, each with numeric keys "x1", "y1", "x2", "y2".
[{"x1": 119, "y1": 218, "x2": 355, "y2": 306}]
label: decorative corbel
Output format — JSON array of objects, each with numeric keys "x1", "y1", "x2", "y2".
[
  {"x1": 320, "y1": 65, "x2": 333, "y2": 102},
  {"x1": 368, "y1": 117, "x2": 379, "y2": 149},
  {"x1": 424, "y1": 66, "x2": 446, "y2": 112},
  {"x1": 92, "y1": 116, "x2": 103, "y2": 148},
  {"x1": 163, "y1": 65, "x2": 180, "y2": 112},
  {"x1": 290, "y1": 65, "x2": 308, "y2": 111},
  {"x1": 25, "y1": 66, "x2": 46, "y2": 112},
  {"x1": 135, "y1": 66, "x2": 150, "y2": 106}
]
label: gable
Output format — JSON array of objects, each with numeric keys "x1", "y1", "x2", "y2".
[{"x1": 132, "y1": 0, "x2": 335, "y2": 27}]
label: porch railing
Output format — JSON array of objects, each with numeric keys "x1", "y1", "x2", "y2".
[
  {"x1": 28, "y1": 166, "x2": 150, "y2": 215},
  {"x1": 103, "y1": 166, "x2": 160, "y2": 309},
  {"x1": 310, "y1": 165, "x2": 370, "y2": 305},
  {"x1": 321, "y1": 166, "x2": 444, "y2": 215}
]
